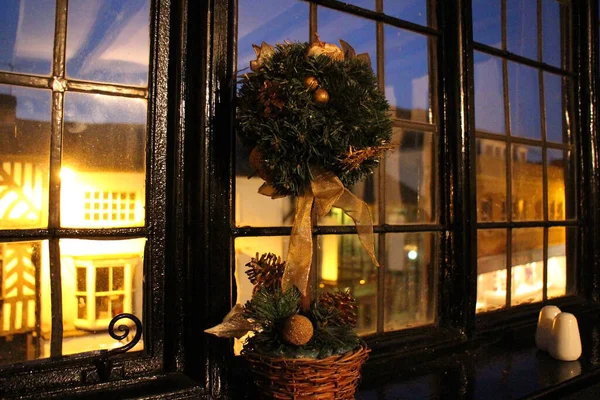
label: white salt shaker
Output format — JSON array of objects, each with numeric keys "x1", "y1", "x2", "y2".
[
  {"x1": 536, "y1": 305, "x2": 561, "y2": 351},
  {"x1": 548, "y1": 312, "x2": 582, "y2": 361}
]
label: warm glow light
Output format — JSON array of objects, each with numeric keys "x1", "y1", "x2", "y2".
[
  {"x1": 320, "y1": 235, "x2": 338, "y2": 282},
  {"x1": 407, "y1": 250, "x2": 418, "y2": 260},
  {"x1": 60, "y1": 167, "x2": 76, "y2": 183},
  {"x1": 359, "y1": 279, "x2": 366, "y2": 285}
]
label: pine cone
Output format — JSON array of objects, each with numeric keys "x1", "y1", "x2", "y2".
[
  {"x1": 318, "y1": 290, "x2": 358, "y2": 327},
  {"x1": 245, "y1": 252, "x2": 285, "y2": 294}
]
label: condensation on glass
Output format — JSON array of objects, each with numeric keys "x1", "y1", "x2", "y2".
[{"x1": 0, "y1": 1, "x2": 150, "y2": 365}]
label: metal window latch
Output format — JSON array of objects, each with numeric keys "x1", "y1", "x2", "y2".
[{"x1": 82, "y1": 313, "x2": 143, "y2": 384}]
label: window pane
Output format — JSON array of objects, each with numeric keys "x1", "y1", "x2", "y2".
[
  {"x1": 385, "y1": 26, "x2": 432, "y2": 123},
  {"x1": 66, "y1": 0, "x2": 150, "y2": 86},
  {"x1": 544, "y1": 72, "x2": 568, "y2": 144},
  {"x1": 60, "y1": 238, "x2": 144, "y2": 356},
  {"x1": 237, "y1": 0, "x2": 308, "y2": 74},
  {"x1": 512, "y1": 145, "x2": 542, "y2": 221},
  {"x1": 316, "y1": 234, "x2": 378, "y2": 335},
  {"x1": 61, "y1": 92, "x2": 146, "y2": 228},
  {"x1": 386, "y1": 127, "x2": 436, "y2": 224},
  {"x1": 384, "y1": 0, "x2": 429, "y2": 27},
  {"x1": 234, "y1": 236, "x2": 291, "y2": 306},
  {"x1": 472, "y1": 0, "x2": 501, "y2": 48},
  {"x1": 548, "y1": 226, "x2": 575, "y2": 299},
  {"x1": 507, "y1": 0, "x2": 537, "y2": 60},
  {"x1": 0, "y1": 241, "x2": 48, "y2": 366},
  {"x1": 0, "y1": 0, "x2": 55, "y2": 75},
  {"x1": 76, "y1": 267, "x2": 86, "y2": 292},
  {"x1": 476, "y1": 139, "x2": 507, "y2": 222},
  {"x1": 511, "y1": 228, "x2": 544, "y2": 306},
  {"x1": 474, "y1": 52, "x2": 505, "y2": 134},
  {"x1": 509, "y1": 62, "x2": 541, "y2": 140},
  {"x1": 476, "y1": 229, "x2": 507, "y2": 313},
  {"x1": 542, "y1": 0, "x2": 566, "y2": 69},
  {"x1": 547, "y1": 149, "x2": 570, "y2": 221},
  {"x1": 384, "y1": 232, "x2": 436, "y2": 332},
  {"x1": 319, "y1": 9, "x2": 377, "y2": 74},
  {"x1": 0, "y1": 86, "x2": 51, "y2": 229}
]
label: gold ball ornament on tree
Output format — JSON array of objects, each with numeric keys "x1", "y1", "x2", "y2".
[
  {"x1": 313, "y1": 88, "x2": 329, "y2": 104},
  {"x1": 303, "y1": 76, "x2": 319, "y2": 91},
  {"x1": 282, "y1": 315, "x2": 314, "y2": 346}
]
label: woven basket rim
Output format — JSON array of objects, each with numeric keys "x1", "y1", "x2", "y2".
[{"x1": 243, "y1": 342, "x2": 370, "y2": 363}]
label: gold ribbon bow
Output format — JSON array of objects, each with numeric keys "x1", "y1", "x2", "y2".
[{"x1": 277, "y1": 170, "x2": 379, "y2": 296}]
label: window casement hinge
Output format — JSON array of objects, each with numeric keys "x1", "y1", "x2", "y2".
[{"x1": 82, "y1": 313, "x2": 143, "y2": 384}]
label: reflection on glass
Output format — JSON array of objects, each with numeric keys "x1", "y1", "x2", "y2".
[
  {"x1": 474, "y1": 52, "x2": 505, "y2": 134},
  {"x1": 542, "y1": 0, "x2": 565, "y2": 69},
  {"x1": 544, "y1": 72, "x2": 568, "y2": 143},
  {"x1": 237, "y1": 0, "x2": 308, "y2": 75},
  {"x1": 476, "y1": 139, "x2": 507, "y2": 222},
  {"x1": 512, "y1": 145, "x2": 543, "y2": 221},
  {"x1": 509, "y1": 62, "x2": 541, "y2": 140},
  {"x1": 316, "y1": 234, "x2": 378, "y2": 335},
  {"x1": 0, "y1": 0, "x2": 56, "y2": 75},
  {"x1": 0, "y1": 85, "x2": 51, "y2": 229},
  {"x1": 547, "y1": 149, "x2": 567, "y2": 221},
  {"x1": 386, "y1": 127, "x2": 435, "y2": 224},
  {"x1": 547, "y1": 227, "x2": 573, "y2": 299},
  {"x1": 319, "y1": 8, "x2": 377, "y2": 73},
  {"x1": 384, "y1": 0, "x2": 429, "y2": 27},
  {"x1": 472, "y1": 0, "x2": 501, "y2": 48},
  {"x1": 0, "y1": 241, "x2": 47, "y2": 366},
  {"x1": 384, "y1": 232, "x2": 435, "y2": 332},
  {"x1": 60, "y1": 238, "x2": 144, "y2": 356},
  {"x1": 511, "y1": 228, "x2": 544, "y2": 306},
  {"x1": 476, "y1": 229, "x2": 507, "y2": 313},
  {"x1": 507, "y1": 0, "x2": 537, "y2": 60},
  {"x1": 66, "y1": 0, "x2": 150, "y2": 86},
  {"x1": 61, "y1": 92, "x2": 146, "y2": 228},
  {"x1": 384, "y1": 26, "x2": 432, "y2": 123}
]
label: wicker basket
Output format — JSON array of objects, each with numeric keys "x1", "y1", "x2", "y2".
[{"x1": 244, "y1": 345, "x2": 370, "y2": 399}]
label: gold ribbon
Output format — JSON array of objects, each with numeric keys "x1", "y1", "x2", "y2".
[{"x1": 279, "y1": 170, "x2": 379, "y2": 296}]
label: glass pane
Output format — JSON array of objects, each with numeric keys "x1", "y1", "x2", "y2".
[
  {"x1": 385, "y1": 26, "x2": 432, "y2": 123},
  {"x1": 66, "y1": 0, "x2": 150, "y2": 86},
  {"x1": 60, "y1": 238, "x2": 144, "y2": 355},
  {"x1": 544, "y1": 72, "x2": 568, "y2": 144},
  {"x1": 319, "y1": 9, "x2": 377, "y2": 73},
  {"x1": 234, "y1": 236, "x2": 291, "y2": 306},
  {"x1": 474, "y1": 52, "x2": 505, "y2": 134},
  {"x1": 476, "y1": 139, "x2": 507, "y2": 222},
  {"x1": 542, "y1": 0, "x2": 566, "y2": 69},
  {"x1": 316, "y1": 234, "x2": 378, "y2": 335},
  {"x1": 318, "y1": 174, "x2": 379, "y2": 226},
  {"x1": 384, "y1": 0, "x2": 429, "y2": 27},
  {"x1": 509, "y1": 62, "x2": 541, "y2": 140},
  {"x1": 0, "y1": 0, "x2": 55, "y2": 75},
  {"x1": 548, "y1": 226, "x2": 575, "y2": 299},
  {"x1": 0, "y1": 241, "x2": 48, "y2": 365},
  {"x1": 512, "y1": 145, "x2": 543, "y2": 221},
  {"x1": 507, "y1": 0, "x2": 537, "y2": 60},
  {"x1": 0, "y1": 86, "x2": 51, "y2": 229},
  {"x1": 238, "y1": 0, "x2": 308, "y2": 74},
  {"x1": 547, "y1": 149, "x2": 569, "y2": 221},
  {"x1": 476, "y1": 229, "x2": 507, "y2": 313},
  {"x1": 96, "y1": 267, "x2": 109, "y2": 292},
  {"x1": 384, "y1": 232, "x2": 436, "y2": 332},
  {"x1": 76, "y1": 267, "x2": 86, "y2": 292},
  {"x1": 472, "y1": 0, "x2": 501, "y2": 48},
  {"x1": 112, "y1": 266, "x2": 124, "y2": 290},
  {"x1": 386, "y1": 127, "x2": 436, "y2": 224},
  {"x1": 511, "y1": 228, "x2": 544, "y2": 306},
  {"x1": 61, "y1": 92, "x2": 146, "y2": 228}
]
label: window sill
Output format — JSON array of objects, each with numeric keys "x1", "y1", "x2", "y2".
[{"x1": 357, "y1": 310, "x2": 600, "y2": 399}]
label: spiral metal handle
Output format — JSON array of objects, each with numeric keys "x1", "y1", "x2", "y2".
[{"x1": 106, "y1": 313, "x2": 143, "y2": 356}]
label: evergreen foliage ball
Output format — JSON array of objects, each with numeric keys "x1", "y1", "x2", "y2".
[{"x1": 237, "y1": 41, "x2": 392, "y2": 196}]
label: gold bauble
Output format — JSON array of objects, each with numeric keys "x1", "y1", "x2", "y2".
[
  {"x1": 313, "y1": 88, "x2": 330, "y2": 104},
  {"x1": 249, "y1": 147, "x2": 270, "y2": 181},
  {"x1": 304, "y1": 76, "x2": 319, "y2": 91},
  {"x1": 282, "y1": 315, "x2": 314, "y2": 346}
]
